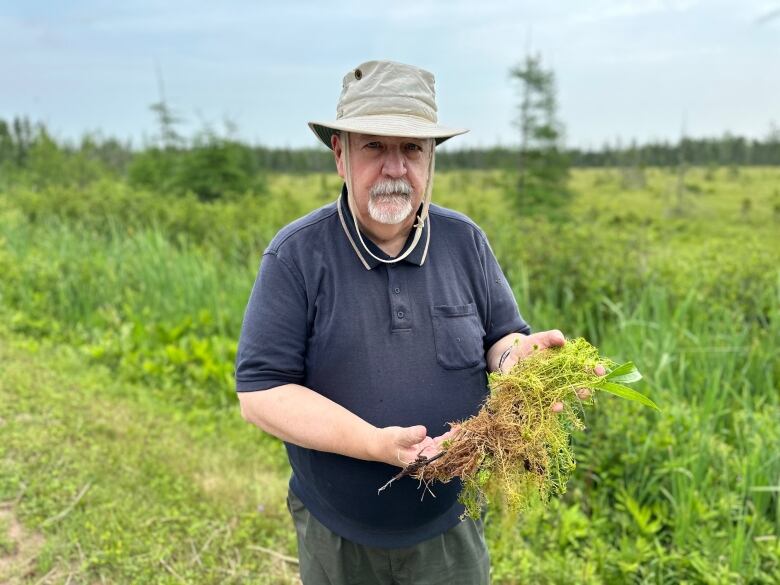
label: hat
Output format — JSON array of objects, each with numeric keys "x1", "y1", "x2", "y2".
[{"x1": 309, "y1": 60, "x2": 468, "y2": 149}]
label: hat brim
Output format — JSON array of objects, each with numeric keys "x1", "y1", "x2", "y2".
[{"x1": 308, "y1": 114, "x2": 468, "y2": 150}]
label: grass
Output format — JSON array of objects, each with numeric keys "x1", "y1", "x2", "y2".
[
  {"x1": 484, "y1": 284, "x2": 779, "y2": 583},
  {"x1": 0, "y1": 166, "x2": 778, "y2": 583},
  {"x1": 0, "y1": 337, "x2": 295, "y2": 584}
]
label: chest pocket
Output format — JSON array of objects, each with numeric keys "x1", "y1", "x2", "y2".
[{"x1": 431, "y1": 303, "x2": 485, "y2": 370}]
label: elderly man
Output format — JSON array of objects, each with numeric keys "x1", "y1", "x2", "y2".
[{"x1": 235, "y1": 60, "x2": 567, "y2": 584}]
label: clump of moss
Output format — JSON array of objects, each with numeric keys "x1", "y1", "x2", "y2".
[{"x1": 411, "y1": 337, "x2": 656, "y2": 519}]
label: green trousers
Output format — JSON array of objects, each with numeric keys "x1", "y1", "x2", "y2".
[{"x1": 287, "y1": 489, "x2": 490, "y2": 585}]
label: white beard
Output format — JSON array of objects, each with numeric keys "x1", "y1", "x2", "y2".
[
  {"x1": 368, "y1": 195, "x2": 413, "y2": 224},
  {"x1": 368, "y1": 179, "x2": 414, "y2": 225}
]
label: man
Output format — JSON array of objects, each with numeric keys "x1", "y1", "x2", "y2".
[{"x1": 235, "y1": 60, "x2": 570, "y2": 584}]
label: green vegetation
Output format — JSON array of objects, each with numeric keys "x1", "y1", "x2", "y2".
[
  {"x1": 0, "y1": 148, "x2": 778, "y2": 582},
  {"x1": 417, "y1": 339, "x2": 656, "y2": 520},
  {"x1": 0, "y1": 340, "x2": 296, "y2": 584},
  {"x1": 3, "y1": 116, "x2": 780, "y2": 177}
]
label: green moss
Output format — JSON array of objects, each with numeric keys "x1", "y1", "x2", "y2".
[{"x1": 422, "y1": 338, "x2": 623, "y2": 518}]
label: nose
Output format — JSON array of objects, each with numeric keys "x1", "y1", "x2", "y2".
[{"x1": 381, "y1": 146, "x2": 407, "y2": 178}]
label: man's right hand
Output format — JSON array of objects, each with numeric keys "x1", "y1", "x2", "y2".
[{"x1": 372, "y1": 425, "x2": 438, "y2": 467}]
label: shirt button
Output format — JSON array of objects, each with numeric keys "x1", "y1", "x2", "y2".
[
  {"x1": 393, "y1": 287, "x2": 401, "y2": 294},
  {"x1": 397, "y1": 311, "x2": 405, "y2": 319}
]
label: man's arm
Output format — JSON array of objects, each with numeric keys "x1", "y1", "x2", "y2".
[
  {"x1": 237, "y1": 384, "x2": 437, "y2": 467},
  {"x1": 241, "y1": 331, "x2": 584, "y2": 465}
]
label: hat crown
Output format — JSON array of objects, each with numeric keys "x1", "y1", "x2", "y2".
[{"x1": 336, "y1": 61, "x2": 438, "y2": 123}]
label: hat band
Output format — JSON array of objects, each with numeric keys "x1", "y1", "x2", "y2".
[{"x1": 338, "y1": 94, "x2": 437, "y2": 123}]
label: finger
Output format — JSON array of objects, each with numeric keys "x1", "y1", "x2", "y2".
[
  {"x1": 594, "y1": 364, "x2": 606, "y2": 376},
  {"x1": 416, "y1": 438, "x2": 437, "y2": 457},
  {"x1": 432, "y1": 432, "x2": 454, "y2": 448},
  {"x1": 399, "y1": 425, "x2": 427, "y2": 447},
  {"x1": 542, "y1": 330, "x2": 565, "y2": 348},
  {"x1": 411, "y1": 435, "x2": 434, "y2": 449},
  {"x1": 551, "y1": 401, "x2": 564, "y2": 413},
  {"x1": 576, "y1": 388, "x2": 591, "y2": 400},
  {"x1": 432, "y1": 431, "x2": 452, "y2": 444},
  {"x1": 446, "y1": 424, "x2": 463, "y2": 441},
  {"x1": 437, "y1": 425, "x2": 460, "y2": 440}
]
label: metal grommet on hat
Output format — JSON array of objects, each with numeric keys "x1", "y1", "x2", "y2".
[{"x1": 354, "y1": 68, "x2": 362, "y2": 80}]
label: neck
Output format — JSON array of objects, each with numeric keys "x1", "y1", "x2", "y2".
[{"x1": 357, "y1": 214, "x2": 416, "y2": 257}]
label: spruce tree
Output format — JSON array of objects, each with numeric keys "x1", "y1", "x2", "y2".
[{"x1": 510, "y1": 53, "x2": 570, "y2": 216}]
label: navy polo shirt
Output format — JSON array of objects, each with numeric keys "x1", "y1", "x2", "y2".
[{"x1": 235, "y1": 186, "x2": 530, "y2": 548}]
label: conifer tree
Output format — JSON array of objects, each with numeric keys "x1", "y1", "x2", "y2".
[{"x1": 510, "y1": 53, "x2": 570, "y2": 215}]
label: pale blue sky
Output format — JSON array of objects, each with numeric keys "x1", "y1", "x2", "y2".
[{"x1": 2, "y1": 0, "x2": 779, "y2": 150}]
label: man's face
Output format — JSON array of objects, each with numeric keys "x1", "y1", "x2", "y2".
[{"x1": 332, "y1": 132, "x2": 432, "y2": 230}]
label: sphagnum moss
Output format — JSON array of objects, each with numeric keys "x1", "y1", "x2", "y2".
[{"x1": 398, "y1": 338, "x2": 655, "y2": 519}]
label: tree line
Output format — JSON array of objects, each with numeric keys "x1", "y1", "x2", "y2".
[
  {"x1": 435, "y1": 133, "x2": 780, "y2": 170},
  {"x1": 4, "y1": 117, "x2": 778, "y2": 175},
  {"x1": 2, "y1": 115, "x2": 779, "y2": 201}
]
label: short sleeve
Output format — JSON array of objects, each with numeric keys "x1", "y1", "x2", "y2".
[
  {"x1": 480, "y1": 236, "x2": 531, "y2": 349},
  {"x1": 235, "y1": 252, "x2": 308, "y2": 391}
]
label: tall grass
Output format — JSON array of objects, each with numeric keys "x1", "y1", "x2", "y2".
[{"x1": 1, "y1": 168, "x2": 778, "y2": 582}]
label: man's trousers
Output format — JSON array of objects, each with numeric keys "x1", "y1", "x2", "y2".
[{"x1": 287, "y1": 489, "x2": 490, "y2": 585}]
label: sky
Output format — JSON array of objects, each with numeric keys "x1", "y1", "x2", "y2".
[{"x1": 2, "y1": 0, "x2": 779, "y2": 151}]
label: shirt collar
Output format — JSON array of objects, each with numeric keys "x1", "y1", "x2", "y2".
[{"x1": 336, "y1": 184, "x2": 430, "y2": 270}]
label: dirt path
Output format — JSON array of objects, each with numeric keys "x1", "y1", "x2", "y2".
[{"x1": 0, "y1": 507, "x2": 46, "y2": 584}]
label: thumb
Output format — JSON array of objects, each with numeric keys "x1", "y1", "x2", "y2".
[
  {"x1": 544, "y1": 329, "x2": 566, "y2": 347},
  {"x1": 399, "y1": 425, "x2": 427, "y2": 447}
]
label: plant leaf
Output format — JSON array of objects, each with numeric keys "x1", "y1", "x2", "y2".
[
  {"x1": 606, "y1": 361, "x2": 643, "y2": 384},
  {"x1": 594, "y1": 380, "x2": 659, "y2": 410}
]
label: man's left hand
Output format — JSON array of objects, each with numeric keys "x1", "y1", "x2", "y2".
[
  {"x1": 497, "y1": 330, "x2": 566, "y2": 374},
  {"x1": 495, "y1": 330, "x2": 606, "y2": 411}
]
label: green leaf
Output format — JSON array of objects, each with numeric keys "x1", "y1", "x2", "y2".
[
  {"x1": 606, "y1": 361, "x2": 643, "y2": 384},
  {"x1": 594, "y1": 380, "x2": 659, "y2": 411}
]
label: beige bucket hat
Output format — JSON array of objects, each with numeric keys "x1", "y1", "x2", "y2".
[{"x1": 309, "y1": 60, "x2": 468, "y2": 149}]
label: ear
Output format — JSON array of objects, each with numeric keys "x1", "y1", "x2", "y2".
[{"x1": 332, "y1": 133, "x2": 346, "y2": 179}]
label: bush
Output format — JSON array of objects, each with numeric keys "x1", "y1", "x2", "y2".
[{"x1": 128, "y1": 133, "x2": 266, "y2": 200}]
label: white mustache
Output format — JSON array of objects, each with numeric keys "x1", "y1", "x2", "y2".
[{"x1": 369, "y1": 179, "x2": 413, "y2": 198}]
